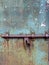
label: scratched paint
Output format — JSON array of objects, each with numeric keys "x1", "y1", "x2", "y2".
[{"x1": 0, "y1": 0, "x2": 48, "y2": 65}]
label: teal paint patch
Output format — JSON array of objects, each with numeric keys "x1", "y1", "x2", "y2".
[
  {"x1": 36, "y1": 50, "x2": 46, "y2": 65},
  {"x1": 32, "y1": 39, "x2": 48, "y2": 65},
  {"x1": 0, "y1": 0, "x2": 48, "y2": 34}
]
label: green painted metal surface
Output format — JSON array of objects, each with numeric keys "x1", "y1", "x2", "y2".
[{"x1": 0, "y1": 0, "x2": 49, "y2": 65}]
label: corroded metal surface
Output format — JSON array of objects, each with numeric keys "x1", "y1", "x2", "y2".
[
  {"x1": 0, "y1": 0, "x2": 49, "y2": 65},
  {"x1": 0, "y1": 39, "x2": 48, "y2": 65}
]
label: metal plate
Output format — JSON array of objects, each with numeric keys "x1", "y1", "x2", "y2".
[{"x1": 0, "y1": 0, "x2": 49, "y2": 65}]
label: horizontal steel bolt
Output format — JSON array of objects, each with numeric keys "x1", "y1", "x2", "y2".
[{"x1": 0, "y1": 34, "x2": 49, "y2": 39}]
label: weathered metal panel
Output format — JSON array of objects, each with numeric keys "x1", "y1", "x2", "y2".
[{"x1": 0, "y1": 0, "x2": 49, "y2": 65}]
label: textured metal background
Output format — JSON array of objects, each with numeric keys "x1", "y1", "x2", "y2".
[{"x1": 0, "y1": 0, "x2": 49, "y2": 65}]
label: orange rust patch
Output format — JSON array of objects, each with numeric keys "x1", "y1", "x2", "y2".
[{"x1": 3, "y1": 40, "x2": 9, "y2": 48}]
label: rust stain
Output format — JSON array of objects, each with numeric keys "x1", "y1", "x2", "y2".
[
  {"x1": 0, "y1": 39, "x2": 48, "y2": 65},
  {"x1": 1, "y1": 39, "x2": 34, "y2": 65},
  {"x1": 3, "y1": 39, "x2": 9, "y2": 48}
]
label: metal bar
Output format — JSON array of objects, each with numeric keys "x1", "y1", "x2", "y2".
[{"x1": 0, "y1": 34, "x2": 49, "y2": 39}]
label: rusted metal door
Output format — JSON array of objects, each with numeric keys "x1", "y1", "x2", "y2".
[{"x1": 0, "y1": 0, "x2": 49, "y2": 65}]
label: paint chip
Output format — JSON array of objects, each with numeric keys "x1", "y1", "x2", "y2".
[{"x1": 41, "y1": 23, "x2": 46, "y2": 27}]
